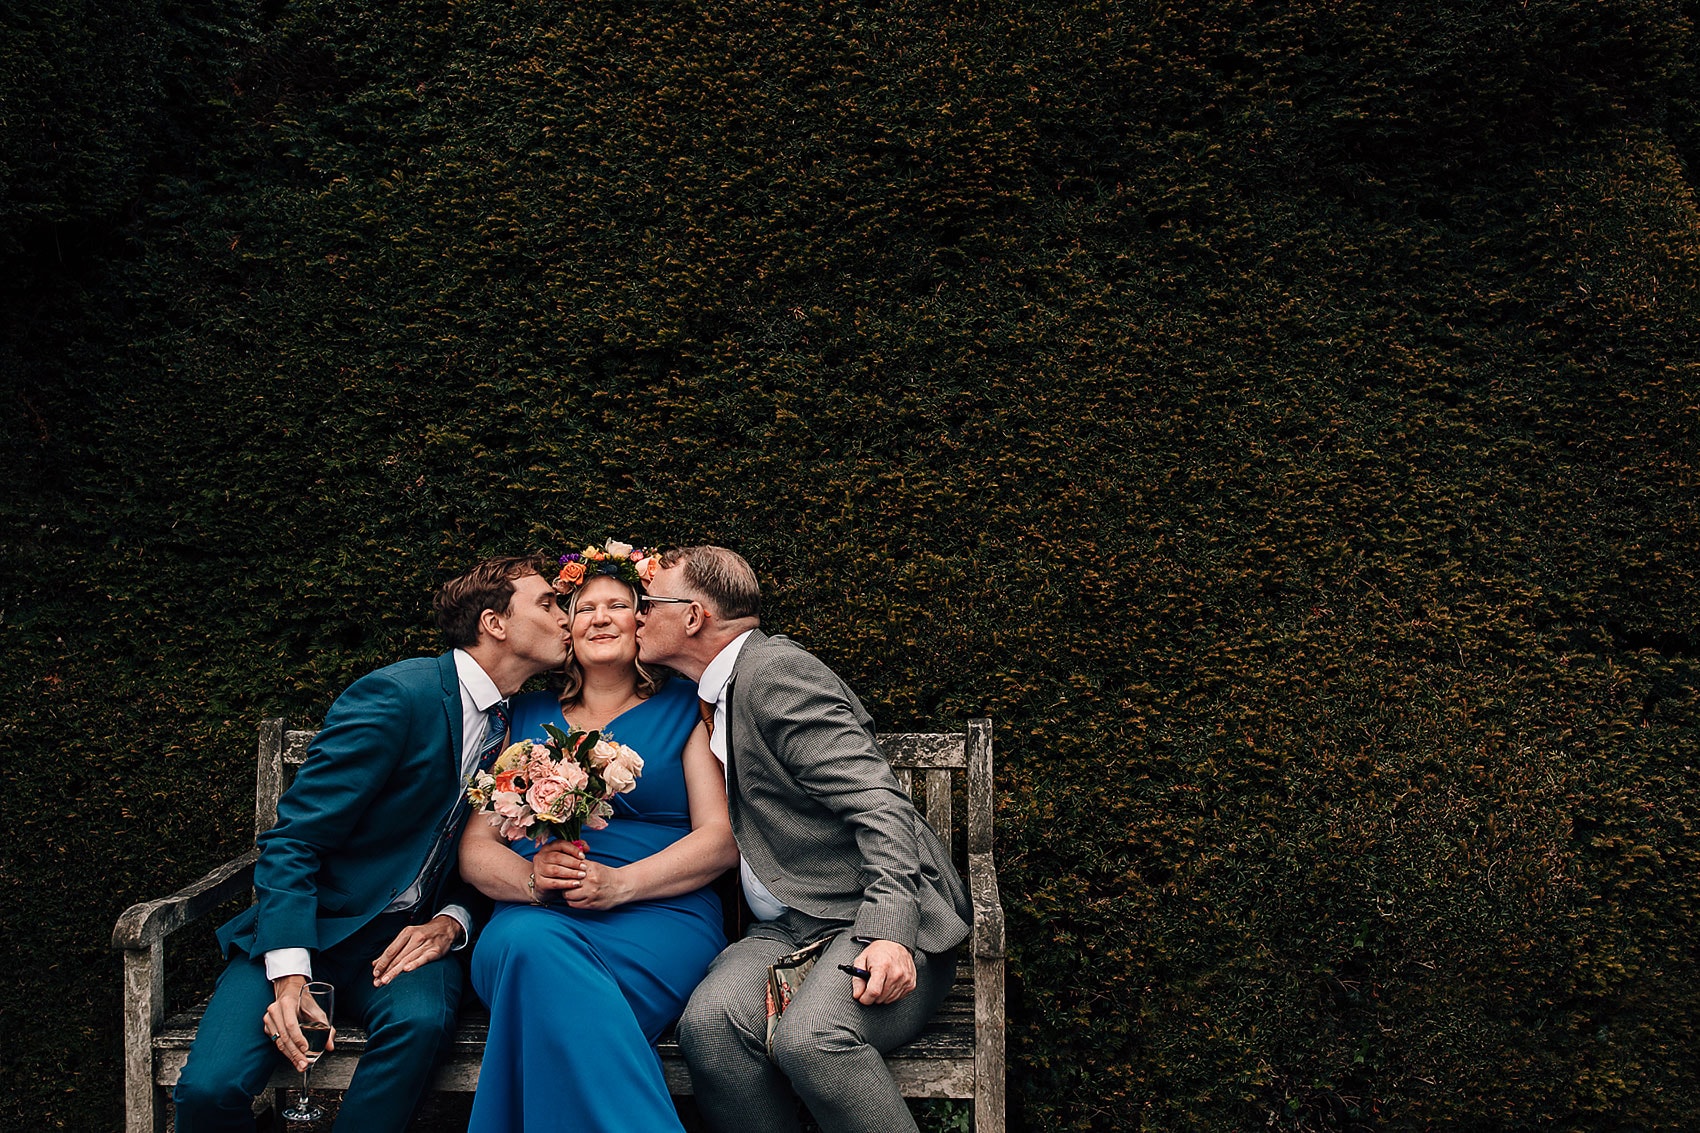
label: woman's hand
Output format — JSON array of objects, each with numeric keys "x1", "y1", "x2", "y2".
[
  {"x1": 560, "y1": 859, "x2": 632, "y2": 909},
  {"x1": 532, "y1": 840, "x2": 633, "y2": 909}
]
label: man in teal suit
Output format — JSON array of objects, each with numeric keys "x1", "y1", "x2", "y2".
[{"x1": 174, "y1": 554, "x2": 570, "y2": 1133}]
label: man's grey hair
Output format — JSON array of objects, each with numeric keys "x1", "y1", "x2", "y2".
[{"x1": 659, "y1": 545, "x2": 761, "y2": 621}]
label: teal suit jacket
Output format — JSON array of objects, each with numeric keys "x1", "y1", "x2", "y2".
[{"x1": 217, "y1": 652, "x2": 474, "y2": 958}]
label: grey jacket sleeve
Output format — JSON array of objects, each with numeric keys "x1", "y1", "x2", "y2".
[{"x1": 746, "y1": 647, "x2": 925, "y2": 950}]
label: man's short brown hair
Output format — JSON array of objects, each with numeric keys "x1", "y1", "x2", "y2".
[
  {"x1": 659, "y1": 545, "x2": 761, "y2": 621},
  {"x1": 434, "y1": 554, "x2": 554, "y2": 648}
]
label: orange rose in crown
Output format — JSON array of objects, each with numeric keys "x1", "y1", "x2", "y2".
[{"x1": 466, "y1": 723, "x2": 643, "y2": 845}]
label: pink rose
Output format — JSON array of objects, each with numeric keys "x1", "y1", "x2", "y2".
[
  {"x1": 559, "y1": 761, "x2": 590, "y2": 791},
  {"x1": 635, "y1": 556, "x2": 659, "y2": 584},
  {"x1": 588, "y1": 739, "x2": 619, "y2": 770},
  {"x1": 526, "y1": 777, "x2": 571, "y2": 816}
]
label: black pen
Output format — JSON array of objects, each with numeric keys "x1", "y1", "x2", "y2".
[{"x1": 837, "y1": 963, "x2": 872, "y2": 979}]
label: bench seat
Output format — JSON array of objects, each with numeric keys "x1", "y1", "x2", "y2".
[
  {"x1": 116, "y1": 718, "x2": 1005, "y2": 1132},
  {"x1": 151, "y1": 972, "x2": 980, "y2": 1098}
]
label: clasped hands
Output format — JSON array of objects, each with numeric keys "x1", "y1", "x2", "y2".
[{"x1": 530, "y1": 840, "x2": 630, "y2": 909}]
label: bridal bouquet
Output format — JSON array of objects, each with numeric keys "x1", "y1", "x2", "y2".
[{"x1": 465, "y1": 723, "x2": 644, "y2": 845}]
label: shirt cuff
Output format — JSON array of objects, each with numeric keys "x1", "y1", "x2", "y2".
[
  {"x1": 264, "y1": 948, "x2": 312, "y2": 982},
  {"x1": 439, "y1": 905, "x2": 472, "y2": 950}
]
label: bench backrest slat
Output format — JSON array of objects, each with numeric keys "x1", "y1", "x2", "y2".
[{"x1": 262, "y1": 718, "x2": 992, "y2": 858}]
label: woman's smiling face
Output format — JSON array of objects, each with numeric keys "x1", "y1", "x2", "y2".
[{"x1": 568, "y1": 574, "x2": 640, "y2": 669}]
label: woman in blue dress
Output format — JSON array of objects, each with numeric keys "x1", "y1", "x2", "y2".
[{"x1": 458, "y1": 547, "x2": 738, "y2": 1133}]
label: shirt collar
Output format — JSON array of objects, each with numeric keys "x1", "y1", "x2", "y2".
[
  {"x1": 453, "y1": 648, "x2": 506, "y2": 711},
  {"x1": 696, "y1": 629, "x2": 756, "y2": 707}
]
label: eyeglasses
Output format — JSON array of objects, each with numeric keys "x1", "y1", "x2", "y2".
[{"x1": 636, "y1": 595, "x2": 694, "y2": 615}]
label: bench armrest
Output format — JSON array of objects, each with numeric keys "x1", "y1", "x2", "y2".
[
  {"x1": 968, "y1": 851, "x2": 1004, "y2": 959},
  {"x1": 111, "y1": 848, "x2": 259, "y2": 951}
]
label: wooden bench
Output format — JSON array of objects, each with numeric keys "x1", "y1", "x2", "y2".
[{"x1": 114, "y1": 716, "x2": 1006, "y2": 1132}]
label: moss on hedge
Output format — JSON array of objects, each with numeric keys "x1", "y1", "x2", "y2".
[{"x1": 2, "y1": 0, "x2": 1697, "y2": 1129}]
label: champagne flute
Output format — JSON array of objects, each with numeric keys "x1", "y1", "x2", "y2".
[{"x1": 279, "y1": 981, "x2": 334, "y2": 1125}]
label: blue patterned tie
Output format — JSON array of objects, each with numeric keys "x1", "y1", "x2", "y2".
[
  {"x1": 477, "y1": 700, "x2": 510, "y2": 773},
  {"x1": 415, "y1": 699, "x2": 511, "y2": 910}
]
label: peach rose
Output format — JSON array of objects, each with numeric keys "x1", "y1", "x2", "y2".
[
  {"x1": 635, "y1": 556, "x2": 659, "y2": 584},
  {"x1": 601, "y1": 746, "x2": 644, "y2": 794},
  {"x1": 588, "y1": 739, "x2": 620, "y2": 770},
  {"x1": 557, "y1": 560, "x2": 586, "y2": 587}
]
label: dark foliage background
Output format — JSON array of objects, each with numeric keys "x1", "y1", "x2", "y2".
[{"x1": 4, "y1": 0, "x2": 1698, "y2": 1129}]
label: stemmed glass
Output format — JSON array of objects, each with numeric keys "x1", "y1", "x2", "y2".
[{"x1": 279, "y1": 981, "x2": 335, "y2": 1125}]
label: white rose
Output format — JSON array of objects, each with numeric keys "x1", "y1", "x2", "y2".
[
  {"x1": 604, "y1": 539, "x2": 634, "y2": 558},
  {"x1": 601, "y1": 745, "x2": 644, "y2": 794},
  {"x1": 601, "y1": 760, "x2": 638, "y2": 794},
  {"x1": 588, "y1": 739, "x2": 620, "y2": 770}
]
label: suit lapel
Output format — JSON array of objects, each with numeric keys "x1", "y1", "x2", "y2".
[
  {"x1": 722, "y1": 629, "x2": 771, "y2": 802},
  {"x1": 437, "y1": 651, "x2": 465, "y2": 777},
  {"x1": 721, "y1": 676, "x2": 739, "y2": 800}
]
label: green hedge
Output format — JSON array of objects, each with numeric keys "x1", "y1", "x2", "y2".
[{"x1": 3, "y1": 0, "x2": 1697, "y2": 1128}]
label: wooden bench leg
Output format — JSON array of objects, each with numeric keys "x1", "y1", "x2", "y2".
[
  {"x1": 973, "y1": 952, "x2": 1006, "y2": 1133},
  {"x1": 122, "y1": 943, "x2": 167, "y2": 1133}
]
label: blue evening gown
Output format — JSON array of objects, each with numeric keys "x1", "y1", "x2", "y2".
[{"x1": 468, "y1": 678, "x2": 725, "y2": 1133}]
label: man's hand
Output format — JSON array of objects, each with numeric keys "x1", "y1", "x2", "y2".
[
  {"x1": 262, "y1": 974, "x2": 333, "y2": 1072},
  {"x1": 850, "y1": 939, "x2": 916, "y2": 1006},
  {"x1": 371, "y1": 914, "x2": 462, "y2": 987}
]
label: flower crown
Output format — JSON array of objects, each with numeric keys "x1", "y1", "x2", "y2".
[{"x1": 554, "y1": 539, "x2": 661, "y2": 594}]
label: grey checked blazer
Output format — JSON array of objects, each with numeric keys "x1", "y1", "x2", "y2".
[{"x1": 724, "y1": 630, "x2": 972, "y2": 955}]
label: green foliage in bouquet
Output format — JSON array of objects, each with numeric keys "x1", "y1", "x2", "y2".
[{"x1": 2, "y1": 0, "x2": 1697, "y2": 1129}]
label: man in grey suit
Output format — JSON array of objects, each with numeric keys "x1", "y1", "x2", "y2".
[{"x1": 635, "y1": 545, "x2": 971, "y2": 1133}]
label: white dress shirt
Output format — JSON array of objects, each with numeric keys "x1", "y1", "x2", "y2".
[
  {"x1": 262, "y1": 650, "x2": 492, "y2": 980},
  {"x1": 697, "y1": 629, "x2": 788, "y2": 921}
]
